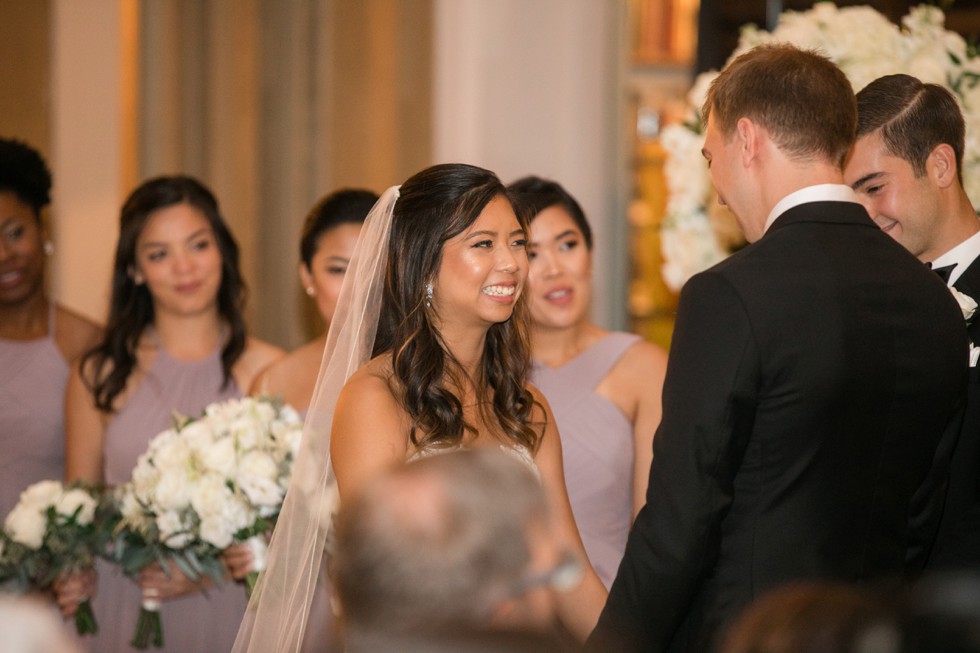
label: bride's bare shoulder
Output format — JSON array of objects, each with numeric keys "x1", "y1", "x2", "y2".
[{"x1": 337, "y1": 355, "x2": 398, "y2": 410}]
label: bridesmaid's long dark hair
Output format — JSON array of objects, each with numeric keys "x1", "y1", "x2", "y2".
[
  {"x1": 82, "y1": 175, "x2": 247, "y2": 412},
  {"x1": 373, "y1": 163, "x2": 539, "y2": 450}
]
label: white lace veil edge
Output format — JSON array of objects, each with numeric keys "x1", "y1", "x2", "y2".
[{"x1": 231, "y1": 185, "x2": 399, "y2": 653}]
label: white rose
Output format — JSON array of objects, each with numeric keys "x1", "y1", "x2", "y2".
[
  {"x1": 154, "y1": 468, "x2": 194, "y2": 512},
  {"x1": 4, "y1": 504, "x2": 46, "y2": 549},
  {"x1": 56, "y1": 489, "x2": 97, "y2": 525},
  {"x1": 150, "y1": 436, "x2": 192, "y2": 472},
  {"x1": 179, "y1": 420, "x2": 215, "y2": 454},
  {"x1": 200, "y1": 436, "x2": 238, "y2": 478},
  {"x1": 231, "y1": 418, "x2": 264, "y2": 451},
  {"x1": 225, "y1": 496, "x2": 254, "y2": 534},
  {"x1": 156, "y1": 510, "x2": 193, "y2": 549},
  {"x1": 237, "y1": 451, "x2": 284, "y2": 509},
  {"x1": 198, "y1": 514, "x2": 234, "y2": 549},
  {"x1": 252, "y1": 400, "x2": 277, "y2": 425},
  {"x1": 131, "y1": 452, "x2": 160, "y2": 491},
  {"x1": 19, "y1": 480, "x2": 64, "y2": 510},
  {"x1": 191, "y1": 474, "x2": 235, "y2": 519},
  {"x1": 951, "y1": 287, "x2": 978, "y2": 322}
]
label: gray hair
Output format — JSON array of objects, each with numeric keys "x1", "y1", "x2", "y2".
[{"x1": 331, "y1": 448, "x2": 549, "y2": 636}]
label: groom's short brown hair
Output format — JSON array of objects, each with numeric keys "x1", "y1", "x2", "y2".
[{"x1": 703, "y1": 44, "x2": 856, "y2": 168}]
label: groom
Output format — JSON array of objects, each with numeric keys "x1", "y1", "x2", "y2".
[
  {"x1": 587, "y1": 45, "x2": 967, "y2": 652},
  {"x1": 844, "y1": 74, "x2": 980, "y2": 569}
]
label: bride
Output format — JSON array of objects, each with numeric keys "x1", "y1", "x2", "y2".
[{"x1": 234, "y1": 163, "x2": 606, "y2": 652}]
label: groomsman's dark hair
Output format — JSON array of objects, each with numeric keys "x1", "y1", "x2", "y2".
[
  {"x1": 703, "y1": 44, "x2": 856, "y2": 168},
  {"x1": 855, "y1": 74, "x2": 965, "y2": 184}
]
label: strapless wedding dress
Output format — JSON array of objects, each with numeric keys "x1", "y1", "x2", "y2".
[{"x1": 407, "y1": 442, "x2": 540, "y2": 479}]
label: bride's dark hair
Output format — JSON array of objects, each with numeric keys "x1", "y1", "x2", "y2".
[
  {"x1": 373, "y1": 163, "x2": 539, "y2": 450},
  {"x1": 81, "y1": 175, "x2": 247, "y2": 412}
]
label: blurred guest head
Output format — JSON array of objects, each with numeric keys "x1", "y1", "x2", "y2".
[
  {"x1": 717, "y1": 582, "x2": 898, "y2": 653},
  {"x1": 299, "y1": 188, "x2": 377, "y2": 325},
  {"x1": 331, "y1": 448, "x2": 575, "y2": 644},
  {"x1": 0, "y1": 595, "x2": 83, "y2": 653},
  {"x1": 901, "y1": 571, "x2": 980, "y2": 653}
]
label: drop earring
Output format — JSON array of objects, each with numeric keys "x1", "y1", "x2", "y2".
[
  {"x1": 425, "y1": 282, "x2": 433, "y2": 308},
  {"x1": 43, "y1": 241, "x2": 54, "y2": 256}
]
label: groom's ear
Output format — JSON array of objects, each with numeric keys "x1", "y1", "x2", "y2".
[{"x1": 735, "y1": 117, "x2": 758, "y2": 167}]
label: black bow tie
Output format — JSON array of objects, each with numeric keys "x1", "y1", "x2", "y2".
[{"x1": 927, "y1": 262, "x2": 957, "y2": 284}]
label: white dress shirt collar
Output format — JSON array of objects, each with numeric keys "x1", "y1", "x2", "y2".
[
  {"x1": 764, "y1": 184, "x2": 862, "y2": 234},
  {"x1": 929, "y1": 229, "x2": 980, "y2": 286}
]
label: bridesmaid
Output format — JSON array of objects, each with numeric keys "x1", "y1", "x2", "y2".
[
  {"x1": 508, "y1": 176, "x2": 668, "y2": 589},
  {"x1": 0, "y1": 138, "x2": 101, "y2": 520},
  {"x1": 62, "y1": 175, "x2": 283, "y2": 652},
  {"x1": 249, "y1": 188, "x2": 377, "y2": 413},
  {"x1": 232, "y1": 188, "x2": 376, "y2": 652}
]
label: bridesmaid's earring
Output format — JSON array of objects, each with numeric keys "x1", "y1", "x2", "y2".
[
  {"x1": 305, "y1": 287, "x2": 315, "y2": 297},
  {"x1": 425, "y1": 282, "x2": 433, "y2": 308},
  {"x1": 43, "y1": 241, "x2": 54, "y2": 256}
]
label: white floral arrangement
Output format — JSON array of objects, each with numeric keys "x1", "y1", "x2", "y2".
[
  {"x1": 0, "y1": 480, "x2": 114, "y2": 635},
  {"x1": 113, "y1": 396, "x2": 303, "y2": 648},
  {"x1": 660, "y1": 2, "x2": 980, "y2": 291}
]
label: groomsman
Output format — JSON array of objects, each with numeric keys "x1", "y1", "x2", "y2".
[
  {"x1": 845, "y1": 74, "x2": 980, "y2": 568},
  {"x1": 587, "y1": 45, "x2": 967, "y2": 653}
]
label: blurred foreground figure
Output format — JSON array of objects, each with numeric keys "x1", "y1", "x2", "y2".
[
  {"x1": 331, "y1": 448, "x2": 572, "y2": 653},
  {"x1": 0, "y1": 595, "x2": 83, "y2": 653},
  {"x1": 717, "y1": 582, "x2": 898, "y2": 653}
]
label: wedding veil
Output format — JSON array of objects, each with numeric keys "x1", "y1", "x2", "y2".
[{"x1": 232, "y1": 185, "x2": 400, "y2": 653}]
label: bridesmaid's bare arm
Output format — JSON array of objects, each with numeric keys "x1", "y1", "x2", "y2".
[
  {"x1": 527, "y1": 385, "x2": 608, "y2": 641},
  {"x1": 626, "y1": 341, "x2": 668, "y2": 518},
  {"x1": 64, "y1": 363, "x2": 105, "y2": 484}
]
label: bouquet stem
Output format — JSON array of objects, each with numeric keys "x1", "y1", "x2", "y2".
[
  {"x1": 131, "y1": 593, "x2": 163, "y2": 649},
  {"x1": 243, "y1": 535, "x2": 268, "y2": 598},
  {"x1": 74, "y1": 598, "x2": 98, "y2": 635}
]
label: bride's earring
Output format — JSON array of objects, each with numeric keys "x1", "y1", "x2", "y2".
[
  {"x1": 43, "y1": 241, "x2": 54, "y2": 256},
  {"x1": 305, "y1": 287, "x2": 315, "y2": 297},
  {"x1": 425, "y1": 282, "x2": 433, "y2": 308}
]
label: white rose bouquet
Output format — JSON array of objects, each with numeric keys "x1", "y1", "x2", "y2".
[
  {"x1": 113, "y1": 396, "x2": 303, "y2": 649},
  {"x1": 0, "y1": 480, "x2": 116, "y2": 636},
  {"x1": 661, "y1": 2, "x2": 980, "y2": 291}
]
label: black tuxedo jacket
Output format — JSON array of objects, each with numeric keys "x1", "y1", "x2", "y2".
[
  {"x1": 587, "y1": 202, "x2": 968, "y2": 652},
  {"x1": 929, "y1": 254, "x2": 980, "y2": 567}
]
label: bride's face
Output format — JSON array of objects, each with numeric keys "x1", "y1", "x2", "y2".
[{"x1": 431, "y1": 195, "x2": 528, "y2": 332}]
